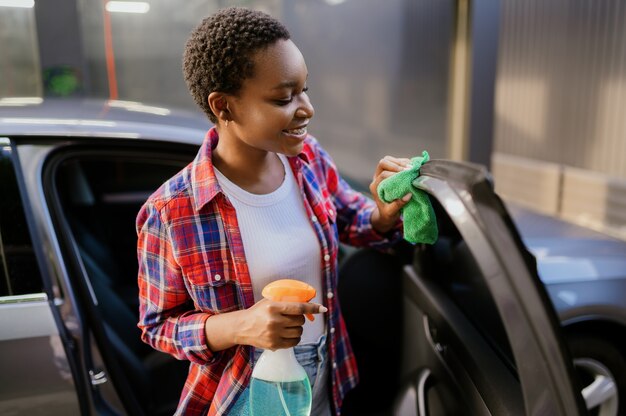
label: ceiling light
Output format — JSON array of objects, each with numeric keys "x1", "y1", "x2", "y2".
[
  {"x1": 105, "y1": 1, "x2": 150, "y2": 14},
  {"x1": 0, "y1": 118, "x2": 117, "y2": 127},
  {"x1": 0, "y1": 97, "x2": 43, "y2": 106},
  {"x1": 108, "y1": 100, "x2": 170, "y2": 115},
  {"x1": 0, "y1": 0, "x2": 35, "y2": 8}
]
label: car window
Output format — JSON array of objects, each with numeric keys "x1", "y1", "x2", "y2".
[
  {"x1": 54, "y1": 152, "x2": 190, "y2": 309},
  {"x1": 0, "y1": 139, "x2": 44, "y2": 297},
  {"x1": 419, "y1": 197, "x2": 517, "y2": 374},
  {"x1": 340, "y1": 171, "x2": 517, "y2": 376}
]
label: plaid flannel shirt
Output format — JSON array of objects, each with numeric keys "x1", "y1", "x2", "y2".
[{"x1": 137, "y1": 127, "x2": 402, "y2": 415}]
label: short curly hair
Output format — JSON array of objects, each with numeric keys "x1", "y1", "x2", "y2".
[{"x1": 183, "y1": 7, "x2": 291, "y2": 123}]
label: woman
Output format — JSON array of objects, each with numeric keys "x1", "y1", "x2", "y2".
[{"x1": 137, "y1": 7, "x2": 412, "y2": 415}]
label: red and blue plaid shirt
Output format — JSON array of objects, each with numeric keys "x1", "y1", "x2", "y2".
[{"x1": 137, "y1": 127, "x2": 402, "y2": 415}]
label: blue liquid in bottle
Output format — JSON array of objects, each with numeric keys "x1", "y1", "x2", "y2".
[
  {"x1": 249, "y1": 348, "x2": 312, "y2": 416},
  {"x1": 249, "y1": 378, "x2": 312, "y2": 416}
]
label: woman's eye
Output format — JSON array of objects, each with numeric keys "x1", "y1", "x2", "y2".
[
  {"x1": 274, "y1": 87, "x2": 308, "y2": 106},
  {"x1": 275, "y1": 98, "x2": 293, "y2": 106}
]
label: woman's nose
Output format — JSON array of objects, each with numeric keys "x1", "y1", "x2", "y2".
[{"x1": 296, "y1": 94, "x2": 314, "y2": 119}]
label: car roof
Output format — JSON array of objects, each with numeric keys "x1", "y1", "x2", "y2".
[{"x1": 0, "y1": 98, "x2": 211, "y2": 144}]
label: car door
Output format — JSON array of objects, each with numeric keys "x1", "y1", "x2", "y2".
[
  {"x1": 394, "y1": 160, "x2": 588, "y2": 416},
  {"x1": 16, "y1": 136, "x2": 200, "y2": 416},
  {"x1": 0, "y1": 138, "x2": 82, "y2": 414}
]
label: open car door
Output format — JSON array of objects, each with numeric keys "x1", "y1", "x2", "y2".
[{"x1": 393, "y1": 160, "x2": 588, "y2": 416}]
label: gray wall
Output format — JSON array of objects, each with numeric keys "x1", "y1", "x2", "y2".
[
  {"x1": 494, "y1": 0, "x2": 626, "y2": 179},
  {"x1": 77, "y1": 0, "x2": 454, "y2": 184},
  {"x1": 283, "y1": 0, "x2": 454, "y2": 182},
  {"x1": 0, "y1": 7, "x2": 41, "y2": 97}
]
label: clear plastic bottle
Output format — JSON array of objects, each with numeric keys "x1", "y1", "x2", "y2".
[
  {"x1": 249, "y1": 279, "x2": 316, "y2": 416},
  {"x1": 249, "y1": 347, "x2": 312, "y2": 416}
]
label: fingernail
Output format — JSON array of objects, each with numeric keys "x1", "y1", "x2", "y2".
[
  {"x1": 402, "y1": 193, "x2": 412, "y2": 201},
  {"x1": 319, "y1": 306, "x2": 328, "y2": 313}
]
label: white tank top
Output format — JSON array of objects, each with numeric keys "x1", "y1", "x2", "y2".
[{"x1": 213, "y1": 154, "x2": 324, "y2": 344}]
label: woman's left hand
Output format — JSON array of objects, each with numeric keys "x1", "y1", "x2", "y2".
[{"x1": 369, "y1": 155, "x2": 413, "y2": 234}]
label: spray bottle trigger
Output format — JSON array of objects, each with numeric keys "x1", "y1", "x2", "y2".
[{"x1": 262, "y1": 279, "x2": 317, "y2": 323}]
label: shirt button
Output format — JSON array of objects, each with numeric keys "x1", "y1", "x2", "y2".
[
  {"x1": 332, "y1": 361, "x2": 337, "y2": 369},
  {"x1": 327, "y1": 292, "x2": 334, "y2": 299},
  {"x1": 330, "y1": 327, "x2": 336, "y2": 334},
  {"x1": 214, "y1": 274, "x2": 221, "y2": 281},
  {"x1": 323, "y1": 254, "x2": 330, "y2": 262},
  {"x1": 328, "y1": 209, "x2": 334, "y2": 217},
  {"x1": 311, "y1": 215, "x2": 318, "y2": 222}
]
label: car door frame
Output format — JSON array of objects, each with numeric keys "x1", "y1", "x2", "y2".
[
  {"x1": 397, "y1": 160, "x2": 587, "y2": 415},
  {"x1": 13, "y1": 137, "x2": 161, "y2": 415},
  {"x1": 37, "y1": 138, "x2": 200, "y2": 415}
]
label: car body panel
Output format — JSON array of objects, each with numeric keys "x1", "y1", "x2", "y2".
[
  {"x1": 508, "y1": 205, "x2": 626, "y2": 329},
  {"x1": 0, "y1": 98, "x2": 210, "y2": 143},
  {"x1": 0, "y1": 295, "x2": 80, "y2": 415}
]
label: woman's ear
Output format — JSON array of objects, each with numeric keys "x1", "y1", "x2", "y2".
[{"x1": 208, "y1": 92, "x2": 232, "y2": 124}]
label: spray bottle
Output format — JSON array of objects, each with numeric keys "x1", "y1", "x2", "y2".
[{"x1": 249, "y1": 279, "x2": 317, "y2": 416}]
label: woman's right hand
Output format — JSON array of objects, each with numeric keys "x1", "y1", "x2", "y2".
[{"x1": 236, "y1": 299, "x2": 327, "y2": 350}]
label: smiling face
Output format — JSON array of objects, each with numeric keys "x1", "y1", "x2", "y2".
[{"x1": 223, "y1": 39, "x2": 315, "y2": 157}]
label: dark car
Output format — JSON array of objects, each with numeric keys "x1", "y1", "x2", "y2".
[{"x1": 0, "y1": 99, "x2": 623, "y2": 415}]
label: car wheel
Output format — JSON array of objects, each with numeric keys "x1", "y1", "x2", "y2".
[{"x1": 569, "y1": 335, "x2": 626, "y2": 416}]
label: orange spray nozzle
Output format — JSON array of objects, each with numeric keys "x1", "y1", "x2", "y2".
[{"x1": 262, "y1": 279, "x2": 317, "y2": 321}]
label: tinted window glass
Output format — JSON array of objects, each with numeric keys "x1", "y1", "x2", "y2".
[
  {"x1": 422, "y1": 198, "x2": 517, "y2": 373},
  {"x1": 0, "y1": 140, "x2": 43, "y2": 296},
  {"x1": 53, "y1": 151, "x2": 191, "y2": 307}
]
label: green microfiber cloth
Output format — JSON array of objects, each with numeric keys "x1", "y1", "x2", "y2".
[{"x1": 377, "y1": 151, "x2": 438, "y2": 244}]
